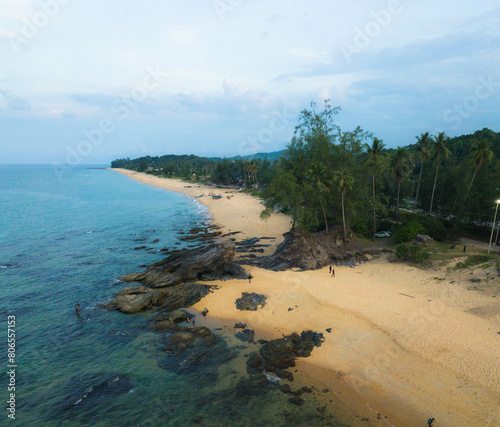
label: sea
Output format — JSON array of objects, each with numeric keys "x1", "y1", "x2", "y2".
[{"x1": 0, "y1": 165, "x2": 365, "y2": 426}]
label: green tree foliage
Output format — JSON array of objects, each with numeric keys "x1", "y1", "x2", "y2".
[
  {"x1": 429, "y1": 132, "x2": 452, "y2": 214},
  {"x1": 392, "y1": 147, "x2": 413, "y2": 224},
  {"x1": 396, "y1": 221, "x2": 426, "y2": 243}
]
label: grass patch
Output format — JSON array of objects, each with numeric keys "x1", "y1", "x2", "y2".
[{"x1": 453, "y1": 255, "x2": 490, "y2": 269}]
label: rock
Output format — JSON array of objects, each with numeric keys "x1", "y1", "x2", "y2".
[
  {"x1": 201, "y1": 308, "x2": 209, "y2": 317},
  {"x1": 234, "y1": 322, "x2": 247, "y2": 329},
  {"x1": 191, "y1": 326, "x2": 212, "y2": 337},
  {"x1": 164, "y1": 309, "x2": 188, "y2": 323},
  {"x1": 288, "y1": 396, "x2": 305, "y2": 406},
  {"x1": 279, "y1": 384, "x2": 292, "y2": 393},
  {"x1": 275, "y1": 369, "x2": 293, "y2": 382},
  {"x1": 300, "y1": 386, "x2": 312, "y2": 393},
  {"x1": 246, "y1": 353, "x2": 264, "y2": 375},
  {"x1": 242, "y1": 229, "x2": 386, "y2": 271},
  {"x1": 235, "y1": 374, "x2": 270, "y2": 398},
  {"x1": 322, "y1": 388, "x2": 329, "y2": 393},
  {"x1": 105, "y1": 282, "x2": 212, "y2": 313},
  {"x1": 257, "y1": 339, "x2": 268, "y2": 345},
  {"x1": 235, "y1": 329, "x2": 255, "y2": 343},
  {"x1": 236, "y1": 292, "x2": 266, "y2": 311},
  {"x1": 120, "y1": 240, "x2": 247, "y2": 288},
  {"x1": 152, "y1": 239, "x2": 159, "y2": 243}
]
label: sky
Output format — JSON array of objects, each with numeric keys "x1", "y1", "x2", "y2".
[{"x1": 1, "y1": 0, "x2": 499, "y2": 165}]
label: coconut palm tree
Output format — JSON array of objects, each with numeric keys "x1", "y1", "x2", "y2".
[
  {"x1": 466, "y1": 139, "x2": 493, "y2": 196},
  {"x1": 308, "y1": 162, "x2": 331, "y2": 233},
  {"x1": 392, "y1": 147, "x2": 412, "y2": 224},
  {"x1": 429, "y1": 132, "x2": 451, "y2": 214},
  {"x1": 334, "y1": 167, "x2": 354, "y2": 242},
  {"x1": 414, "y1": 132, "x2": 431, "y2": 211},
  {"x1": 364, "y1": 138, "x2": 386, "y2": 239}
]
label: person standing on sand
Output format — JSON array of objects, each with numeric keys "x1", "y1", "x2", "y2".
[
  {"x1": 427, "y1": 417, "x2": 435, "y2": 426},
  {"x1": 248, "y1": 274, "x2": 253, "y2": 283},
  {"x1": 329, "y1": 265, "x2": 332, "y2": 274},
  {"x1": 331, "y1": 268, "x2": 335, "y2": 277}
]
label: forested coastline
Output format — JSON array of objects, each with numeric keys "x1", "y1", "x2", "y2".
[{"x1": 111, "y1": 101, "x2": 500, "y2": 242}]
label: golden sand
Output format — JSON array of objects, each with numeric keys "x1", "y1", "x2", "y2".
[{"x1": 114, "y1": 169, "x2": 500, "y2": 426}]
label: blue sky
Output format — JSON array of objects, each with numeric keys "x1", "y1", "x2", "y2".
[{"x1": 1, "y1": 0, "x2": 499, "y2": 164}]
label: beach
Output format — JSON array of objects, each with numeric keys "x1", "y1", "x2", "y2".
[{"x1": 114, "y1": 169, "x2": 500, "y2": 426}]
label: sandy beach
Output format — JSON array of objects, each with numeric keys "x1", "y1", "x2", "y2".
[{"x1": 114, "y1": 169, "x2": 500, "y2": 426}]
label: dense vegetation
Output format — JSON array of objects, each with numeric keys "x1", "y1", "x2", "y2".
[{"x1": 111, "y1": 100, "x2": 500, "y2": 242}]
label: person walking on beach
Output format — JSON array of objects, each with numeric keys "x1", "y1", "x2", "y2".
[
  {"x1": 248, "y1": 274, "x2": 253, "y2": 283},
  {"x1": 75, "y1": 302, "x2": 80, "y2": 313},
  {"x1": 427, "y1": 417, "x2": 435, "y2": 426},
  {"x1": 192, "y1": 317, "x2": 196, "y2": 326},
  {"x1": 463, "y1": 245, "x2": 466, "y2": 253},
  {"x1": 329, "y1": 265, "x2": 332, "y2": 274},
  {"x1": 331, "y1": 268, "x2": 335, "y2": 277}
]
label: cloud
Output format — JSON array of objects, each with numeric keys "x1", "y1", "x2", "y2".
[{"x1": 0, "y1": 88, "x2": 31, "y2": 111}]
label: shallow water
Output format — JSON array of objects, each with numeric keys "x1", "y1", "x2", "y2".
[{"x1": 0, "y1": 165, "x2": 363, "y2": 426}]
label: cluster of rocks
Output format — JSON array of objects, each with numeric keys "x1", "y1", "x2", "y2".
[
  {"x1": 235, "y1": 292, "x2": 267, "y2": 311},
  {"x1": 104, "y1": 240, "x2": 247, "y2": 313}
]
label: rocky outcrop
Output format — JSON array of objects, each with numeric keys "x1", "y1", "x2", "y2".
[
  {"x1": 242, "y1": 229, "x2": 386, "y2": 271},
  {"x1": 105, "y1": 282, "x2": 212, "y2": 313},
  {"x1": 235, "y1": 293, "x2": 266, "y2": 311},
  {"x1": 120, "y1": 240, "x2": 247, "y2": 288},
  {"x1": 247, "y1": 331, "x2": 324, "y2": 376}
]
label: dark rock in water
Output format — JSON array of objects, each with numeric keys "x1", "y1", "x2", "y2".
[
  {"x1": 105, "y1": 282, "x2": 212, "y2": 313},
  {"x1": 275, "y1": 369, "x2": 294, "y2": 382},
  {"x1": 161, "y1": 309, "x2": 188, "y2": 323},
  {"x1": 242, "y1": 229, "x2": 388, "y2": 271},
  {"x1": 201, "y1": 308, "x2": 209, "y2": 317},
  {"x1": 120, "y1": 240, "x2": 247, "y2": 288},
  {"x1": 300, "y1": 386, "x2": 312, "y2": 393},
  {"x1": 247, "y1": 331, "x2": 324, "y2": 377},
  {"x1": 235, "y1": 292, "x2": 266, "y2": 311},
  {"x1": 56, "y1": 374, "x2": 133, "y2": 415},
  {"x1": 133, "y1": 246, "x2": 147, "y2": 250},
  {"x1": 288, "y1": 396, "x2": 305, "y2": 406},
  {"x1": 234, "y1": 322, "x2": 247, "y2": 329},
  {"x1": 257, "y1": 339, "x2": 268, "y2": 345},
  {"x1": 152, "y1": 238, "x2": 160, "y2": 243},
  {"x1": 279, "y1": 384, "x2": 292, "y2": 393},
  {"x1": 235, "y1": 328, "x2": 255, "y2": 343},
  {"x1": 234, "y1": 374, "x2": 270, "y2": 398}
]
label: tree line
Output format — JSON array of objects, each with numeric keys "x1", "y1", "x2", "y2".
[{"x1": 111, "y1": 100, "x2": 499, "y2": 241}]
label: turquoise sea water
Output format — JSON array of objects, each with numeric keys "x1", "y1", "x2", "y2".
[{"x1": 0, "y1": 165, "x2": 361, "y2": 426}]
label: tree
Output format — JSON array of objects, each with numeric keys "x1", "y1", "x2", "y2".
[
  {"x1": 466, "y1": 138, "x2": 493, "y2": 196},
  {"x1": 364, "y1": 137, "x2": 386, "y2": 238},
  {"x1": 334, "y1": 167, "x2": 354, "y2": 242},
  {"x1": 429, "y1": 132, "x2": 451, "y2": 214},
  {"x1": 392, "y1": 147, "x2": 412, "y2": 224},
  {"x1": 307, "y1": 162, "x2": 331, "y2": 233},
  {"x1": 138, "y1": 160, "x2": 148, "y2": 172},
  {"x1": 414, "y1": 132, "x2": 431, "y2": 211}
]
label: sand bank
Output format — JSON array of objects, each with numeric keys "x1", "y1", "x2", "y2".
[{"x1": 113, "y1": 169, "x2": 500, "y2": 426}]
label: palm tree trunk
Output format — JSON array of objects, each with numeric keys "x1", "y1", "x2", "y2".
[
  {"x1": 429, "y1": 159, "x2": 440, "y2": 214},
  {"x1": 414, "y1": 162, "x2": 423, "y2": 212},
  {"x1": 319, "y1": 198, "x2": 328, "y2": 234},
  {"x1": 466, "y1": 166, "x2": 479, "y2": 196},
  {"x1": 341, "y1": 192, "x2": 346, "y2": 242},
  {"x1": 396, "y1": 180, "x2": 401, "y2": 224},
  {"x1": 372, "y1": 175, "x2": 376, "y2": 239}
]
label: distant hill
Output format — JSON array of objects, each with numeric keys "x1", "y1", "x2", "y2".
[{"x1": 209, "y1": 150, "x2": 287, "y2": 163}]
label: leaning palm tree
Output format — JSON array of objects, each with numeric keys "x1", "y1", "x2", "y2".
[
  {"x1": 392, "y1": 147, "x2": 412, "y2": 224},
  {"x1": 429, "y1": 132, "x2": 451, "y2": 214},
  {"x1": 414, "y1": 132, "x2": 431, "y2": 211},
  {"x1": 466, "y1": 139, "x2": 493, "y2": 196},
  {"x1": 334, "y1": 167, "x2": 354, "y2": 242},
  {"x1": 364, "y1": 138, "x2": 386, "y2": 239},
  {"x1": 308, "y1": 162, "x2": 331, "y2": 233}
]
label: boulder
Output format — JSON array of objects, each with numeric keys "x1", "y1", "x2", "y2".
[
  {"x1": 235, "y1": 329, "x2": 255, "y2": 343},
  {"x1": 234, "y1": 322, "x2": 247, "y2": 329},
  {"x1": 236, "y1": 293, "x2": 266, "y2": 311}
]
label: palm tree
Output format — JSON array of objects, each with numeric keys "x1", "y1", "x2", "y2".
[
  {"x1": 364, "y1": 138, "x2": 386, "y2": 239},
  {"x1": 308, "y1": 162, "x2": 331, "y2": 233},
  {"x1": 466, "y1": 139, "x2": 493, "y2": 196},
  {"x1": 334, "y1": 167, "x2": 354, "y2": 242},
  {"x1": 414, "y1": 132, "x2": 431, "y2": 211},
  {"x1": 429, "y1": 132, "x2": 451, "y2": 214},
  {"x1": 392, "y1": 147, "x2": 412, "y2": 224}
]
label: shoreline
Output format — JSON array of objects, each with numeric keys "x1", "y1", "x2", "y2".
[{"x1": 112, "y1": 168, "x2": 500, "y2": 426}]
